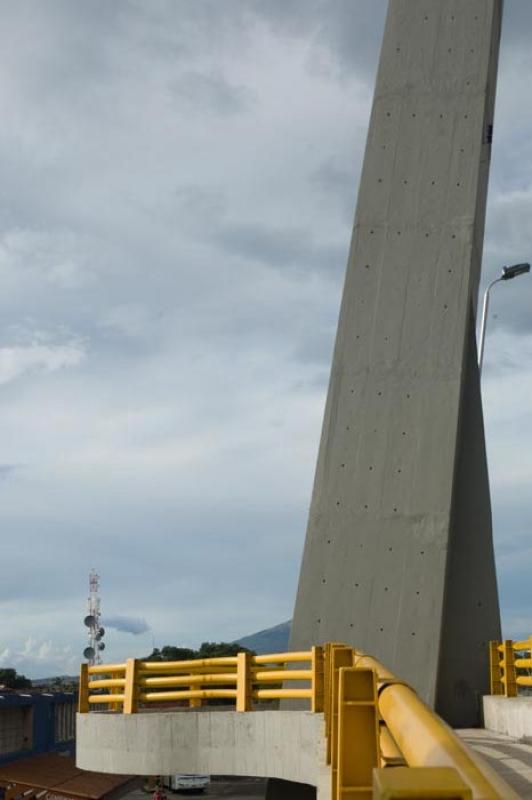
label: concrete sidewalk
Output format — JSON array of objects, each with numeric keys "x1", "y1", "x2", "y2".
[{"x1": 458, "y1": 728, "x2": 532, "y2": 798}]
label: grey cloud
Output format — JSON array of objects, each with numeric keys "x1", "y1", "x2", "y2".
[
  {"x1": 213, "y1": 221, "x2": 347, "y2": 275},
  {"x1": 0, "y1": 464, "x2": 17, "y2": 480},
  {"x1": 310, "y1": 159, "x2": 358, "y2": 221},
  {"x1": 103, "y1": 616, "x2": 151, "y2": 635},
  {"x1": 171, "y1": 71, "x2": 255, "y2": 116},
  {"x1": 0, "y1": 0, "x2": 531, "y2": 676},
  {"x1": 248, "y1": 0, "x2": 386, "y2": 78}
]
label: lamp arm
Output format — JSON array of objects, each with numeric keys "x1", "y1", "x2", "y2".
[{"x1": 478, "y1": 277, "x2": 501, "y2": 374}]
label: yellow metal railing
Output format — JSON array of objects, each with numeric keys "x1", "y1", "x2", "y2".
[
  {"x1": 489, "y1": 636, "x2": 532, "y2": 697},
  {"x1": 79, "y1": 649, "x2": 322, "y2": 714},
  {"x1": 79, "y1": 644, "x2": 516, "y2": 799}
]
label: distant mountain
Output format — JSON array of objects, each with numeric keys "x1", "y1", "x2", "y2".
[
  {"x1": 32, "y1": 675, "x2": 78, "y2": 687},
  {"x1": 235, "y1": 620, "x2": 291, "y2": 654}
]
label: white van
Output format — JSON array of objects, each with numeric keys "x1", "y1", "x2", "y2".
[{"x1": 163, "y1": 774, "x2": 210, "y2": 793}]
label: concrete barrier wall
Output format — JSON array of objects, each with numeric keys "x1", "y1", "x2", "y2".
[
  {"x1": 77, "y1": 711, "x2": 330, "y2": 797},
  {"x1": 483, "y1": 696, "x2": 532, "y2": 740}
]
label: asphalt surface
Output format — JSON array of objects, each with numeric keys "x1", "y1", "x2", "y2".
[
  {"x1": 203, "y1": 781, "x2": 266, "y2": 797},
  {"x1": 125, "y1": 780, "x2": 266, "y2": 800}
]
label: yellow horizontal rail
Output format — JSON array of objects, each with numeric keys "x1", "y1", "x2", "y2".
[
  {"x1": 252, "y1": 651, "x2": 311, "y2": 664},
  {"x1": 140, "y1": 689, "x2": 237, "y2": 702},
  {"x1": 514, "y1": 658, "x2": 532, "y2": 669},
  {"x1": 139, "y1": 657, "x2": 238, "y2": 671},
  {"x1": 517, "y1": 676, "x2": 532, "y2": 687},
  {"x1": 88, "y1": 679, "x2": 126, "y2": 690},
  {"x1": 253, "y1": 688, "x2": 312, "y2": 700},
  {"x1": 88, "y1": 663, "x2": 126, "y2": 674},
  {"x1": 140, "y1": 673, "x2": 237, "y2": 688},
  {"x1": 253, "y1": 669, "x2": 311, "y2": 682},
  {"x1": 512, "y1": 639, "x2": 532, "y2": 651},
  {"x1": 88, "y1": 694, "x2": 125, "y2": 704}
]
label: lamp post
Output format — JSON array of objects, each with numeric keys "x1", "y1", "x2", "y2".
[{"x1": 478, "y1": 262, "x2": 530, "y2": 375}]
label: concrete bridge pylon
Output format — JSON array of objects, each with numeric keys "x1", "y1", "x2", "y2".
[{"x1": 290, "y1": 0, "x2": 503, "y2": 728}]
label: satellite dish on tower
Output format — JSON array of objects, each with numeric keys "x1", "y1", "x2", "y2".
[{"x1": 83, "y1": 570, "x2": 106, "y2": 667}]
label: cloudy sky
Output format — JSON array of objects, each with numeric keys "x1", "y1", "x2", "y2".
[{"x1": 1, "y1": 1, "x2": 532, "y2": 678}]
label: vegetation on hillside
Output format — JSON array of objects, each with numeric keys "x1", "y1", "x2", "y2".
[{"x1": 144, "y1": 641, "x2": 254, "y2": 661}]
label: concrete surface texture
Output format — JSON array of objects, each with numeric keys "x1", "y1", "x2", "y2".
[
  {"x1": 483, "y1": 696, "x2": 532, "y2": 740},
  {"x1": 458, "y1": 729, "x2": 532, "y2": 799},
  {"x1": 289, "y1": 0, "x2": 503, "y2": 727},
  {"x1": 76, "y1": 712, "x2": 328, "y2": 799}
]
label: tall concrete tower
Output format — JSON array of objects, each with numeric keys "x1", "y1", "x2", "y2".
[{"x1": 290, "y1": 0, "x2": 503, "y2": 727}]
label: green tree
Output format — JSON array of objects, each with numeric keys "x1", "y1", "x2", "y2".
[
  {"x1": 0, "y1": 668, "x2": 32, "y2": 689},
  {"x1": 144, "y1": 642, "x2": 253, "y2": 661}
]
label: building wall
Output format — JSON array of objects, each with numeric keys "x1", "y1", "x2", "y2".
[
  {"x1": 0, "y1": 693, "x2": 76, "y2": 765},
  {"x1": 0, "y1": 708, "x2": 32, "y2": 756}
]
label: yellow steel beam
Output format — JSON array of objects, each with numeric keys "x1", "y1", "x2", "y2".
[
  {"x1": 512, "y1": 637, "x2": 532, "y2": 651},
  {"x1": 374, "y1": 676, "x2": 518, "y2": 798},
  {"x1": 140, "y1": 689, "x2": 237, "y2": 702},
  {"x1": 79, "y1": 664, "x2": 89, "y2": 713},
  {"x1": 140, "y1": 673, "x2": 237, "y2": 687},
  {"x1": 236, "y1": 652, "x2": 252, "y2": 712},
  {"x1": 88, "y1": 679, "x2": 127, "y2": 690},
  {"x1": 140, "y1": 657, "x2": 238, "y2": 671},
  {"x1": 330, "y1": 646, "x2": 354, "y2": 798},
  {"x1": 123, "y1": 659, "x2": 139, "y2": 714},
  {"x1": 337, "y1": 667, "x2": 378, "y2": 800},
  {"x1": 88, "y1": 694, "x2": 125, "y2": 704},
  {"x1": 489, "y1": 642, "x2": 503, "y2": 696},
  {"x1": 88, "y1": 663, "x2": 126, "y2": 674},
  {"x1": 253, "y1": 669, "x2": 312, "y2": 682},
  {"x1": 252, "y1": 651, "x2": 312, "y2": 664},
  {"x1": 253, "y1": 689, "x2": 312, "y2": 700},
  {"x1": 380, "y1": 726, "x2": 406, "y2": 768}
]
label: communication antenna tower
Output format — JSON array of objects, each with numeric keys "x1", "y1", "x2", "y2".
[{"x1": 83, "y1": 569, "x2": 105, "y2": 665}]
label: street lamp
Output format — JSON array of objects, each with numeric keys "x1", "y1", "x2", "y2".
[{"x1": 478, "y1": 262, "x2": 530, "y2": 374}]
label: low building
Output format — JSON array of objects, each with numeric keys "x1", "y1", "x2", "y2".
[{"x1": 0, "y1": 692, "x2": 76, "y2": 765}]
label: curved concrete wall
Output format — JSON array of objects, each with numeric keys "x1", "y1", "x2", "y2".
[{"x1": 77, "y1": 711, "x2": 330, "y2": 797}]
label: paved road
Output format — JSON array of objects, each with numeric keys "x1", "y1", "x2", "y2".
[
  {"x1": 204, "y1": 780, "x2": 266, "y2": 798},
  {"x1": 125, "y1": 780, "x2": 266, "y2": 800},
  {"x1": 206, "y1": 781, "x2": 265, "y2": 797}
]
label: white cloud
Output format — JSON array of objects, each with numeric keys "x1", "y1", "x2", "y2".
[
  {"x1": 0, "y1": 1, "x2": 530, "y2": 676},
  {"x1": 0, "y1": 340, "x2": 86, "y2": 385},
  {"x1": 0, "y1": 637, "x2": 78, "y2": 678}
]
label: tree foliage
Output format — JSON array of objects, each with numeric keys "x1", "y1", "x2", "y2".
[
  {"x1": 0, "y1": 668, "x2": 32, "y2": 689},
  {"x1": 144, "y1": 641, "x2": 253, "y2": 661}
]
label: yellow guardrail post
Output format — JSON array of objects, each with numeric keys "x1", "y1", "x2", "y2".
[
  {"x1": 123, "y1": 659, "x2": 139, "y2": 714},
  {"x1": 337, "y1": 667, "x2": 378, "y2": 800},
  {"x1": 373, "y1": 767, "x2": 472, "y2": 799},
  {"x1": 189, "y1": 677, "x2": 203, "y2": 708},
  {"x1": 236, "y1": 651, "x2": 252, "y2": 711},
  {"x1": 489, "y1": 641, "x2": 503, "y2": 696},
  {"x1": 502, "y1": 640, "x2": 517, "y2": 698},
  {"x1": 311, "y1": 645, "x2": 324, "y2": 713},
  {"x1": 79, "y1": 663, "x2": 89, "y2": 713},
  {"x1": 324, "y1": 643, "x2": 332, "y2": 756},
  {"x1": 330, "y1": 646, "x2": 354, "y2": 798}
]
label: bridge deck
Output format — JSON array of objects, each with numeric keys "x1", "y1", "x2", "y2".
[{"x1": 458, "y1": 729, "x2": 532, "y2": 798}]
